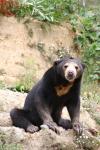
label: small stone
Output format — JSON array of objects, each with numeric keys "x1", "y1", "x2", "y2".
[
  {"x1": 40, "y1": 124, "x2": 49, "y2": 129},
  {"x1": 85, "y1": 136, "x2": 89, "y2": 139}
]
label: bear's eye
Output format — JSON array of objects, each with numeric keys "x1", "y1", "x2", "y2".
[
  {"x1": 75, "y1": 66, "x2": 78, "y2": 70},
  {"x1": 64, "y1": 65, "x2": 68, "y2": 69}
]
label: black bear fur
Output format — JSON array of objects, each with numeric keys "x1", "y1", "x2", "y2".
[{"x1": 10, "y1": 56, "x2": 85, "y2": 134}]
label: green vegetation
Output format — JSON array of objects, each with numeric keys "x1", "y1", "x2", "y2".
[
  {"x1": 0, "y1": 133, "x2": 22, "y2": 150},
  {"x1": 10, "y1": 58, "x2": 38, "y2": 93},
  {"x1": 12, "y1": 0, "x2": 77, "y2": 22},
  {"x1": 82, "y1": 82, "x2": 100, "y2": 125},
  {"x1": 0, "y1": 81, "x2": 5, "y2": 89},
  {"x1": 0, "y1": 0, "x2": 97, "y2": 93},
  {"x1": 72, "y1": 9, "x2": 100, "y2": 82},
  {"x1": 0, "y1": 144, "x2": 22, "y2": 150},
  {"x1": 1, "y1": 1, "x2": 99, "y2": 95},
  {"x1": 15, "y1": 69, "x2": 36, "y2": 92},
  {"x1": 11, "y1": 0, "x2": 100, "y2": 83}
]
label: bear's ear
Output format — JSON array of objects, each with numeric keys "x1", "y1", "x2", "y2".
[
  {"x1": 54, "y1": 56, "x2": 73, "y2": 66},
  {"x1": 82, "y1": 63, "x2": 85, "y2": 69},
  {"x1": 54, "y1": 59, "x2": 62, "y2": 66}
]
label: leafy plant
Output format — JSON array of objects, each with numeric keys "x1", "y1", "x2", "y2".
[
  {"x1": 15, "y1": 70, "x2": 36, "y2": 92},
  {"x1": 12, "y1": 0, "x2": 77, "y2": 22},
  {"x1": 13, "y1": 59, "x2": 37, "y2": 92},
  {"x1": 71, "y1": 9, "x2": 100, "y2": 82},
  {"x1": 10, "y1": 0, "x2": 100, "y2": 82}
]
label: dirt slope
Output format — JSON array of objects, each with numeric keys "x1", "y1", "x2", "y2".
[{"x1": 0, "y1": 16, "x2": 74, "y2": 87}]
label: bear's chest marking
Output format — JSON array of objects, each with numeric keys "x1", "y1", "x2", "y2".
[{"x1": 55, "y1": 84, "x2": 73, "y2": 96}]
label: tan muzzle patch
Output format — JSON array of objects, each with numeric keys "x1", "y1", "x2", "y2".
[{"x1": 64, "y1": 62, "x2": 78, "y2": 82}]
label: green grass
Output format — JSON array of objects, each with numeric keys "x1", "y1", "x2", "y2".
[
  {"x1": 0, "y1": 144, "x2": 22, "y2": 150},
  {"x1": 81, "y1": 81, "x2": 100, "y2": 102},
  {"x1": 10, "y1": 58, "x2": 38, "y2": 93},
  {"x1": 0, "y1": 81, "x2": 5, "y2": 89},
  {"x1": 15, "y1": 70, "x2": 36, "y2": 92},
  {"x1": 81, "y1": 81, "x2": 100, "y2": 125}
]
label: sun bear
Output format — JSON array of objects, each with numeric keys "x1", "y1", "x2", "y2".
[{"x1": 10, "y1": 56, "x2": 85, "y2": 135}]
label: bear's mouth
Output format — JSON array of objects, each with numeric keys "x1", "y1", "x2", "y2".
[
  {"x1": 65, "y1": 73, "x2": 76, "y2": 82},
  {"x1": 67, "y1": 76, "x2": 75, "y2": 82}
]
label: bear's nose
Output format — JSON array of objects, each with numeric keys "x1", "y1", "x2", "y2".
[{"x1": 68, "y1": 71, "x2": 73, "y2": 77}]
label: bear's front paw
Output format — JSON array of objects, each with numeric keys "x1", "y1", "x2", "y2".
[
  {"x1": 26, "y1": 124, "x2": 39, "y2": 133},
  {"x1": 72, "y1": 122, "x2": 83, "y2": 135},
  {"x1": 44, "y1": 121, "x2": 60, "y2": 134}
]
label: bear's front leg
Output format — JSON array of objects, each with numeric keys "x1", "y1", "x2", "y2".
[
  {"x1": 67, "y1": 98, "x2": 83, "y2": 135},
  {"x1": 36, "y1": 96, "x2": 60, "y2": 134}
]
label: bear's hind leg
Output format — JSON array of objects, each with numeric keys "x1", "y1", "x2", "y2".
[
  {"x1": 10, "y1": 108, "x2": 39, "y2": 133},
  {"x1": 58, "y1": 118, "x2": 72, "y2": 130}
]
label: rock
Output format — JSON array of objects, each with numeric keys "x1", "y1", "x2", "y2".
[
  {"x1": 0, "y1": 126, "x2": 100, "y2": 150},
  {"x1": 0, "y1": 89, "x2": 26, "y2": 112},
  {"x1": 40, "y1": 124, "x2": 49, "y2": 129},
  {"x1": 0, "y1": 89, "x2": 100, "y2": 150},
  {"x1": 62, "y1": 107, "x2": 100, "y2": 132},
  {"x1": 0, "y1": 127, "x2": 26, "y2": 143},
  {"x1": 0, "y1": 127, "x2": 78, "y2": 150},
  {"x1": 80, "y1": 105, "x2": 98, "y2": 128},
  {"x1": 0, "y1": 112, "x2": 12, "y2": 126},
  {"x1": 0, "y1": 89, "x2": 99, "y2": 130}
]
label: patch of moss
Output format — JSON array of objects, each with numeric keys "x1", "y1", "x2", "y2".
[{"x1": 0, "y1": 133, "x2": 23, "y2": 150}]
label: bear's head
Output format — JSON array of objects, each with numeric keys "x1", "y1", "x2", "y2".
[{"x1": 54, "y1": 56, "x2": 85, "y2": 82}]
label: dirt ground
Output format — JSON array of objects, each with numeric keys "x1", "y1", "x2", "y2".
[{"x1": 0, "y1": 16, "x2": 75, "y2": 87}]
